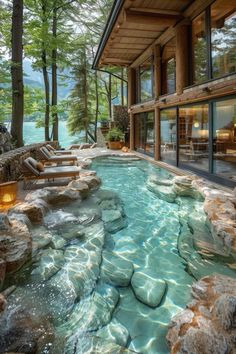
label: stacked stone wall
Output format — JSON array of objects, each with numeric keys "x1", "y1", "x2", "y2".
[{"x1": 0, "y1": 142, "x2": 57, "y2": 183}]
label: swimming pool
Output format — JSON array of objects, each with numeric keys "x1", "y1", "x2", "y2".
[{"x1": 1, "y1": 157, "x2": 235, "y2": 354}]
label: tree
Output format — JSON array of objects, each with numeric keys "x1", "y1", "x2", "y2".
[{"x1": 11, "y1": 0, "x2": 24, "y2": 147}]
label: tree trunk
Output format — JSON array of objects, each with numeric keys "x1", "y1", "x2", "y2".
[
  {"x1": 11, "y1": 0, "x2": 24, "y2": 147},
  {"x1": 84, "y1": 54, "x2": 88, "y2": 143},
  {"x1": 94, "y1": 70, "x2": 98, "y2": 142},
  {"x1": 41, "y1": 1, "x2": 50, "y2": 141},
  {"x1": 51, "y1": 5, "x2": 58, "y2": 142},
  {"x1": 108, "y1": 73, "x2": 112, "y2": 120}
]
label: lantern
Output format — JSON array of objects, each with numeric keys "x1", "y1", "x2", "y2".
[{"x1": 0, "y1": 181, "x2": 17, "y2": 209}]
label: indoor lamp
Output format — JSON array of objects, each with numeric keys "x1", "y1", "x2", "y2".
[{"x1": 0, "y1": 181, "x2": 17, "y2": 210}]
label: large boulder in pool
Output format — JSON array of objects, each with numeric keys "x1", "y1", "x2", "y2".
[
  {"x1": 166, "y1": 274, "x2": 236, "y2": 354},
  {"x1": 131, "y1": 269, "x2": 167, "y2": 307},
  {"x1": 26, "y1": 186, "x2": 81, "y2": 205},
  {"x1": 147, "y1": 178, "x2": 176, "y2": 203},
  {"x1": 96, "y1": 318, "x2": 130, "y2": 347},
  {"x1": 9, "y1": 199, "x2": 48, "y2": 223},
  {"x1": 102, "y1": 209, "x2": 127, "y2": 233},
  {"x1": 67, "y1": 180, "x2": 90, "y2": 199},
  {"x1": 70, "y1": 335, "x2": 136, "y2": 354},
  {"x1": 0, "y1": 216, "x2": 32, "y2": 274},
  {"x1": 101, "y1": 250, "x2": 134, "y2": 286},
  {"x1": 173, "y1": 176, "x2": 204, "y2": 200},
  {"x1": 80, "y1": 175, "x2": 101, "y2": 189}
]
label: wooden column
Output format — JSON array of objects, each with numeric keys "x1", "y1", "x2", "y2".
[
  {"x1": 154, "y1": 44, "x2": 161, "y2": 99},
  {"x1": 130, "y1": 113, "x2": 135, "y2": 151},
  {"x1": 154, "y1": 107, "x2": 161, "y2": 160},
  {"x1": 176, "y1": 24, "x2": 190, "y2": 95},
  {"x1": 128, "y1": 68, "x2": 136, "y2": 151},
  {"x1": 127, "y1": 68, "x2": 136, "y2": 108}
]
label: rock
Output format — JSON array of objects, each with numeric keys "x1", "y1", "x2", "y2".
[
  {"x1": 31, "y1": 248, "x2": 64, "y2": 280},
  {"x1": 44, "y1": 210, "x2": 77, "y2": 229},
  {"x1": 31, "y1": 227, "x2": 52, "y2": 251},
  {"x1": 101, "y1": 250, "x2": 134, "y2": 286},
  {"x1": 167, "y1": 274, "x2": 236, "y2": 354},
  {"x1": 0, "y1": 293, "x2": 6, "y2": 312},
  {"x1": 9, "y1": 200, "x2": 48, "y2": 223},
  {"x1": 102, "y1": 209, "x2": 126, "y2": 233},
  {"x1": 173, "y1": 176, "x2": 204, "y2": 200},
  {"x1": 96, "y1": 318, "x2": 130, "y2": 347},
  {"x1": 67, "y1": 180, "x2": 90, "y2": 199},
  {"x1": 0, "y1": 258, "x2": 6, "y2": 289},
  {"x1": 61, "y1": 285, "x2": 119, "y2": 334},
  {"x1": 147, "y1": 181, "x2": 176, "y2": 203},
  {"x1": 26, "y1": 186, "x2": 81, "y2": 205},
  {"x1": 69, "y1": 335, "x2": 135, "y2": 354},
  {"x1": 0, "y1": 213, "x2": 11, "y2": 231},
  {"x1": 0, "y1": 308, "x2": 54, "y2": 354},
  {"x1": 0, "y1": 218, "x2": 32, "y2": 273},
  {"x1": 50, "y1": 234, "x2": 67, "y2": 249},
  {"x1": 148, "y1": 175, "x2": 173, "y2": 186},
  {"x1": 131, "y1": 269, "x2": 166, "y2": 307},
  {"x1": 79, "y1": 175, "x2": 101, "y2": 189}
]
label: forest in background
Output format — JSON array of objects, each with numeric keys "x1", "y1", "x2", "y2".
[{"x1": 0, "y1": 0, "x2": 127, "y2": 146}]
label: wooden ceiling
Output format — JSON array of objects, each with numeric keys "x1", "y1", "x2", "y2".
[{"x1": 98, "y1": 0, "x2": 194, "y2": 67}]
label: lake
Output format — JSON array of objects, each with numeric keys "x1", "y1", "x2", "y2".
[{"x1": 23, "y1": 121, "x2": 83, "y2": 147}]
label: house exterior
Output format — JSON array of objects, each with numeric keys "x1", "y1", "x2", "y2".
[{"x1": 93, "y1": 0, "x2": 236, "y2": 187}]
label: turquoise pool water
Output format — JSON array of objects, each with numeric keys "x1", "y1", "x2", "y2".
[{"x1": 1, "y1": 157, "x2": 234, "y2": 354}]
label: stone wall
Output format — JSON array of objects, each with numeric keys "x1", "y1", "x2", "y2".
[
  {"x1": 113, "y1": 105, "x2": 129, "y2": 133},
  {"x1": 0, "y1": 143, "x2": 53, "y2": 183},
  {"x1": 0, "y1": 126, "x2": 13, "y2": 154}
]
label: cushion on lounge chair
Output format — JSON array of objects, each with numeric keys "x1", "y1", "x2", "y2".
[
  {"x1": 24, "y1": 157, "x2": 40, "y2": 176},
  {"x1": 41, "y1": 146, "x2": 53, "y2": 158}
]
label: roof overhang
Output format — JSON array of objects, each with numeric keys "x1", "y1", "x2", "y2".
[{"x1": 93, "y1": 0, "x2": 196, "y2": 69}]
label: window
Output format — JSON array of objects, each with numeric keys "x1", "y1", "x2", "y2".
[
  {"x1": 213, "y1": 98, "x2": 236, "y2": 181},
  {"x1": 160, "y1": 108, "x2": 177, "y2": 164},
  {"x1": 134, "y1": 112, "x2": 154, "y2": 156},
  {"x1": 162, "y1": 37, "x2": 176, "y2": 94},
  {"x1": 139, "y1": 57, "x2": 153, "y2": 102},
  {"x1": 211, "y1": 1, "x2": 236, "y2": 78},
  {"x1": 179, "y1": 104, "x2": 209, "y2": 171},
  {"x1": 192, "y1": 0, "x2": 236, "y2": 84},
  {"x1": 192, "y1": 12, "x2": 208, "y2": 84}
]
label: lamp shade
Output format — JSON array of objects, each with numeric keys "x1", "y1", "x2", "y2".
[{"x1": 0, "y1": 181, "x2": 17, "y2": 208}]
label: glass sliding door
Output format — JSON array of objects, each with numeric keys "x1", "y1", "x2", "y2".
[
  {"x1": 160, "y1": 108, "x2": 177, "y2": 165},
  {"x1": 213, "y1": 98, "x2": 236, "y2": 181},
  {"x1": 179, "y1": 104, "x2": 209, "y2": 171},
  {"x1": 134, "y1": 112, "x2": 154, "y2": 156}
]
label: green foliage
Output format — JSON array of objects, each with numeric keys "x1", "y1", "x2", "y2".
[{"x1": 106, "y1": 128, "x2": 124, "y2": 142}]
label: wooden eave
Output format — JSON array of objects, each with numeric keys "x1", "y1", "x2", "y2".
[{"x1": 93, "y1": 0, "x2": 216, "y2": 69}]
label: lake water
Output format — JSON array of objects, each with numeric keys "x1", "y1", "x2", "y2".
[{"x1": 23, "y1": 121, "x2": 83, "y2": 147}]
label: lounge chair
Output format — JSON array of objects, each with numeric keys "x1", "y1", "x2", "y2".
[
  {"x1": 22, "y1": 157, "x2": 80, "y2": 189},
  {"x1": 46, "y1": 144, "x2": 73, "y2": 155},
  {"x1": 39, "y1": 146, "x2": 78, "y2": 165},
  {"x1": 68, "y1": 143, "x2": 97, "y2": 150}
]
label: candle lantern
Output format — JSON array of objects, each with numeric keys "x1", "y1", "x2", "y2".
[{"x1": 0, "y1": 181, "x2": 17, "y2": 209}]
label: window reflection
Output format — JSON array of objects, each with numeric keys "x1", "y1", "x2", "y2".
[
  {"x1": 192, "y1": 12, "x2": 208, "y2": 84},
  {"x1": 179, "y1": 104, "x2": 209, "y2": 171},
  {"x1": 160, "y1": 108, "x2": 177, "y2": 164},
  {"x1": 162, "y1": 37, "x2": 176, "y2": 94},
  {"x1": 139, "y1": 57, "x2": 153, "y2": 102},
  {"x1": 213, "y1": 98, "x2": 236, "y2": 181},
  {"x1": 211, "y1": 1, "x2": 236, "y2": 78},
  {"x1": 134, "y1": 112, "x2": 154, "y2": 156}
]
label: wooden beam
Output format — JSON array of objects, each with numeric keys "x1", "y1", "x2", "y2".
[
  {"x1": 112, "y1": 43, "x2": 148, "y2": 50},
  {"x1": 128, "y1": 68, "x2": 136, "y2": 108},
  {"x1": 129, "y1": 8, "x2": 181, "y2": 16},
  {"x1": 154, "y1": 45, "x2": 161, "y2": 99},
  {"x1": 154, "y1": 107, "x2": 161, "y2": 161},
  {"x1": 108, "y1": 48, "x2": 141, "y2": 54},
  {"x1": 130, "y1": 113, "x2": 135, "y2": 151},
  {"x1": 184, "y1": 0, "x2": 216, "y2": 19},
  {"x1": 125, "y1": 10, "x2": 181, "y2": 27},
  {"x1": 103, "y1": 58, "x2": 131, "y2": 65},
  {"x1": 176, "y1": 24, "x2": 190, "y2": 94}
]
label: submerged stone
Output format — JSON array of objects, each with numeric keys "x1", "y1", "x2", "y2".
[
  {"x1": 102, "y1": 209, "x2": 126, "y2": 233},
  {"x1": 96, "y1": 318, "x2": 130, "y2": 347},
  {"x1": 147, "y1": 180, "x2": 176, "y2": 203},
  {"x1": 131, "y1": 269, "x2": 166, "y2": 308},
  {"x1": 101, "y1": 250, "x2": 134, "y2": 286},
  {"x1": 31, "y1": 248, "x2": 64, "y2": 280}
]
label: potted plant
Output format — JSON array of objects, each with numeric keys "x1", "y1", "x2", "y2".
[{"x1": 106, "y1": 128, "x2": 124, "y2": 150}]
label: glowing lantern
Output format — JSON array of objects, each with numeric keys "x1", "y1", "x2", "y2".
[{"x1": 0, "y1": 181, "x2": 17, "y2": 209}]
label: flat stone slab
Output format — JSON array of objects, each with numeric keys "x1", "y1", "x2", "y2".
[
  {"x1": 131, "y1": 269, "x2": 167, "y2": 307},
  {"x1": 101, "y1": 250, "x2": 134, "y2": 287},
  {"x1": 96, "y1": 318, "x2": 130, "y2": 347}
]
